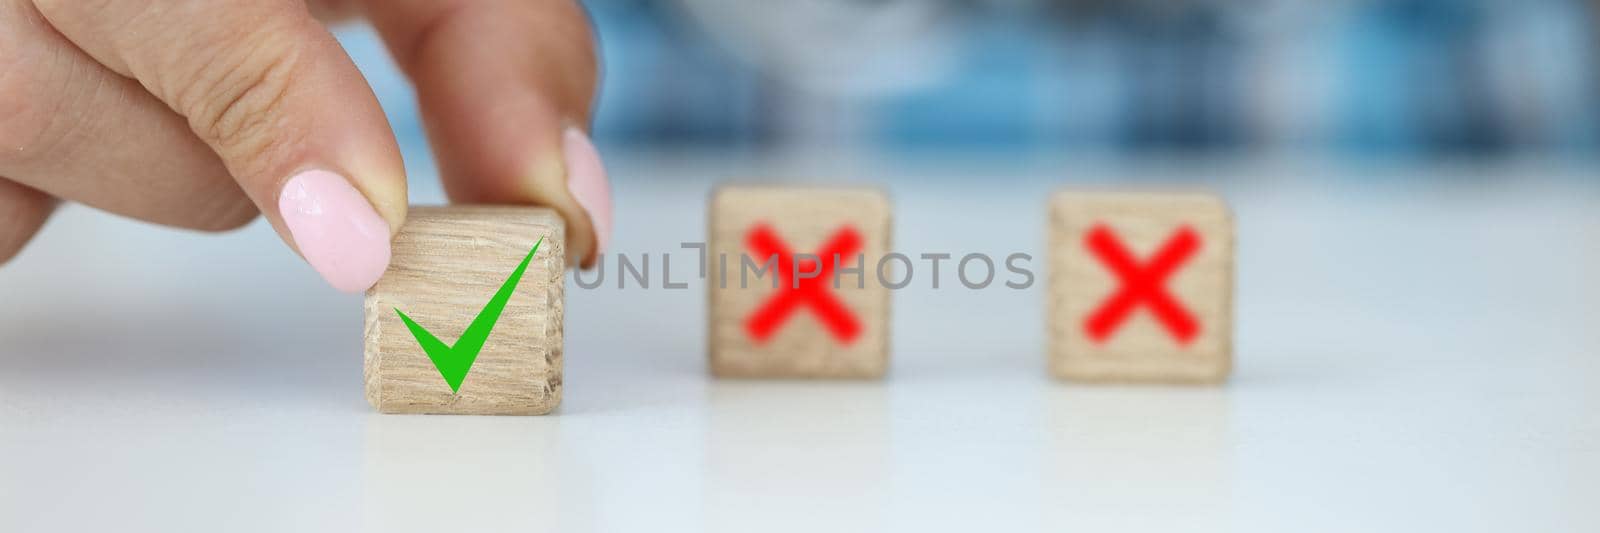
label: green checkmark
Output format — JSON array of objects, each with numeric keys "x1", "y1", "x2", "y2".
[{"x1": 395, "y1": 236, "x2": 544, "y2": 393}]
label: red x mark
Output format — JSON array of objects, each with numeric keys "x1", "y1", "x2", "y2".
[
  {"x1": 1083, "y1": 224, "x2": 1202, "y2": 345},
  {"x1": 744, "y1": 224, "x2": 863, "y2": 344}
]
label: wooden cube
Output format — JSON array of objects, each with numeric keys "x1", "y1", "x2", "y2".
[
  {"x1": 1049, "y1": 191, "x2": 1233, "y2": 383},
  {"x1": 709, "y1": 185, "x2": 892, "y2": 378},
  {"x1": 364, "y1": 206, "x2": 565, "y2": 414}
]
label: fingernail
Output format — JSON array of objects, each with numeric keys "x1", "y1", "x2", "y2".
[
  {"x1": 563, "y1": 127, "x2": 612, "y2": 258},
  {"x1": 278, "y1": 169, "x2": 392, "y2": 293}
]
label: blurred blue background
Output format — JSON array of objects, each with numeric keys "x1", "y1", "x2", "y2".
[{"x1": 343, "y1": 0, "x2": 1600, "y2": 162}]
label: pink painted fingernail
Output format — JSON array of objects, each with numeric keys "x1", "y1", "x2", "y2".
[
  {"x1": 563, "y1": 127, "x2": 612, "y2": 257},
  {"x1": 278, "y1": 170, "x2": 392, "y2": 293}
]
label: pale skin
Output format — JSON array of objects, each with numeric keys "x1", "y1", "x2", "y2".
[{"x1": 0, "y1": 0, "x2": 613, "y2": 290}]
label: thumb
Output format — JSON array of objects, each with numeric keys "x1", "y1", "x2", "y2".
[
  {"x1": 364, "y1": 0, "x2": 606, "y2": 268},
  {"x1": 37, "y1": 0, "x2": 407, "y2": 292}
]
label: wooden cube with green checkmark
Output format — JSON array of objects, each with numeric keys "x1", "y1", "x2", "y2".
[{"x1": 363, "y1": 206, "x2": 565, "y2": 415}]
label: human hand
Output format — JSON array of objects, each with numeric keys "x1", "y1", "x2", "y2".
[{"x1": 0, "y1": 0, "x2": 611, "y2": 291}]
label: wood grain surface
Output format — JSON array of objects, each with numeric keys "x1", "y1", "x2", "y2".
[
  {"x1": 708, "y1": 185, "x2": 892, "y2": 378},
  {"x1": 1049, "y1": 191, "x2": 1233, "y2": 383},
  {"x1": 364, "y1": 206, "x2": 566, "y2": 414}
]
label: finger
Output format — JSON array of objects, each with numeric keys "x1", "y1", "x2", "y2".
[
  {"x1": 305, "y1": 0, "x2": 362, "y2": 23},
  {"x1": 0, "y1": 0, "x2": 254, "y2": 231},
  {"x1": 364, "y1": 0, "x2": 609, "y2": 267},
  {"x1": 34, "y1": 0, "x2": 408, "y2": 292},
  {"x1": 0, "y1": 177, "x2": 56, "y2": 266}
]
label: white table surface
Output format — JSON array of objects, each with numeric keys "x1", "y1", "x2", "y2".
[{"x1": 2, "y1": 155, "x2": 1597, "y2": 532}]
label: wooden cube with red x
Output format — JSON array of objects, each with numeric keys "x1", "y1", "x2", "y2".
[
  {"x1": 1049, "y1": 191, "x2": 1234, "y2": 383},
  {"x1": 709, "y1": 185, "x2": 892, "y2": 378}
]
